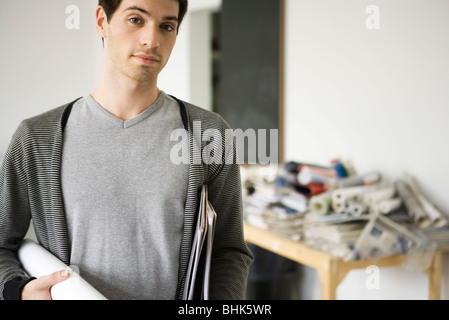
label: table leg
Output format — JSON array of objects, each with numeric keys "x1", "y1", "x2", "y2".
[
  {"x1": 318, "y1": 260, "x2": 338, "y2": 300},
  {"x1": 427, "y1": 250, "x2": 442, "y2": 300}
]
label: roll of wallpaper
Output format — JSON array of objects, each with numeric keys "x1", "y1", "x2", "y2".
[
  {"x1": 308, "y1": 192, "x2": 332, "y2": 215},
  {"x1": 402, "y1": 174, "x2": 448, "y2": 229},
  {"x1": 377, "y1": 198, "x2": 402, "y2": 214},
  {"x1": 362, "y1": 186, "x2": 396, "y2": 206},
  {"x1": 18, "y1": 239, "x2": 107, "y2": 300},
  {"x1": 394, "y1": 179, "x2": 431, "y2": 229}
]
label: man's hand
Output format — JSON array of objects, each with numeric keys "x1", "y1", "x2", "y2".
[{"x1": 21, "y1": 270, "x2": 71, "y2": 300}]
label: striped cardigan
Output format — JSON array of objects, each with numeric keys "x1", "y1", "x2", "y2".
[{"x1": 0, "y1": 96, "x2": 253, "y2": 300}]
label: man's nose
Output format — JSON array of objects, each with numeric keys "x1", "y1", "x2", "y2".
[{"x1": 140, "y1": 24, "x2": 160, "y2": 48}]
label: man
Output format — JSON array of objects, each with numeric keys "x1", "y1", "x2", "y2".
[{"x1": 0, "y1": 0, "x2": 253, "y2": 300}]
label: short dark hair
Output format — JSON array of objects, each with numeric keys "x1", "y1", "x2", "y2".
[{"x1": 98, "y1": 0, "x2": 188, "y2": 32}]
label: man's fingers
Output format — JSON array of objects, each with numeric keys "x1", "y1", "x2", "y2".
[
  {"x1": 21, "y1": 270, "x2": 71, "y2": 300},
  {"x1": 36, "y1": 270, "x2": 71, "y2": 289}
]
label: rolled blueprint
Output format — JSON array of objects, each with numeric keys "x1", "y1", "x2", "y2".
[{"x1": 18, "y1": 239, "x2": 107, "y2": 300}]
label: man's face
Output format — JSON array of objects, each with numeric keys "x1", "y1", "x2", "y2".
[{"x1": 100, "y1": 0, "x2": 179, "y2": 84}]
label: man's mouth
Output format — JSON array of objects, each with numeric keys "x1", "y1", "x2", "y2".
[{"x1": 133, "y1": 54, "x2": 160, "y2": 65}]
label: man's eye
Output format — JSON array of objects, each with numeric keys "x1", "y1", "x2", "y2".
[
  {"x1": 161, "y1": 24, "x2": 175, "y2": 32},
  {"x1": 129, "y1": 17, "x2": 143, "y2": 25}
]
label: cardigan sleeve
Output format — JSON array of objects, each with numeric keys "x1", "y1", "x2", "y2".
[
  {"x1": 0, "y1": 121, "x2": 33, "y2": 300},
  {"x1": 206, "y1": 117, "x2": 254, "y2": 300}
]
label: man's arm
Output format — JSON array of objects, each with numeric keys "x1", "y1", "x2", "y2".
[
  {"x1": 0, "y1": 122, "x2": 34, "y2": 300},
  {"x1": 207, "y1": 124, "x2": 254, "y2": 300},
  {"x1": 1, "y1": 115, "x2": 91, "y2": 300}
]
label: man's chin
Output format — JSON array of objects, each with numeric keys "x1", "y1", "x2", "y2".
[{"x1": 127, "y1": 70, "x2": 157, "y2": 84}]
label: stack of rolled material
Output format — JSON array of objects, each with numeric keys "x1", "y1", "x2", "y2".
[
  {"x1": 331, "y1": 185, "x2": 378, "y2": 214},
  {"x1": 361, "y1": 185, "x2": 403, "y2": 215},
  {"x1": 308, "y1": 171, "x2": 383, "y2": 216}
]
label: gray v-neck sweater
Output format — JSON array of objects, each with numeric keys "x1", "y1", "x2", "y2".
[{"x1": 61, "y1": 92, "x2": 189, "y2": 299}]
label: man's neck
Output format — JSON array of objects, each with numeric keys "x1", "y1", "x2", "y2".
[{"x1": 91, "y1": 71, "x2": 161, "y2": 122}]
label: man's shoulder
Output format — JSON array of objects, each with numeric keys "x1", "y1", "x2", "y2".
[
  {"x1": 181, "y1": 100, "x2": 232, "y2": 131},
  {"x1": 20, "y1": 97, "x2": 81, "y2": 130},
  {"x1": 15, "y1": 97, "x2": 81, "y2": 141},
  {"x1": 6, "y1": 98, "x2": 81, "y2": 158}
]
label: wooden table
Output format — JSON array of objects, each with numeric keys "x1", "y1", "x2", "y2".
[{"x1": 244, "y1": 223, "x2": 446, "y2": 300}]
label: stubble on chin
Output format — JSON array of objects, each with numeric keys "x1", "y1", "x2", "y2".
[{"x1": 122, "y1": 56, "x2": 158, "y2": 84}]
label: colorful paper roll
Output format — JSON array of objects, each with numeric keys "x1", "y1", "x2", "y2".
[{"x1": 297, "y1": 165, "x2": 337, "y2": 185}]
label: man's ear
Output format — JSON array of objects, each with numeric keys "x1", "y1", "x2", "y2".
[{"x1": 96, "y1": 6, "x2": 108, "y2": 39}]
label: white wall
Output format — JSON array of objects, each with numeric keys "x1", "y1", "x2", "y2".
[
  {"x1": 157, "y1": 11, "x2": 191, "y2": 102},
  {"x1": 0, "y1": 0, "x2": 103, "y2": 242},
  {"x1": 0, "y1": 0, "x2": 103, "y2": 155},
  {"x1": 284, "y1": 0, "x2": 449, "y2": 299},
  {"x1": 158, "y1": 0, "x2": 222, "y2": 109},
  {"x1": 189, "y1": 10, "x2": 212, "y2": 110},
  {"x1": 158, "y1": 8, "x2": 214, "y2": 110}
]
